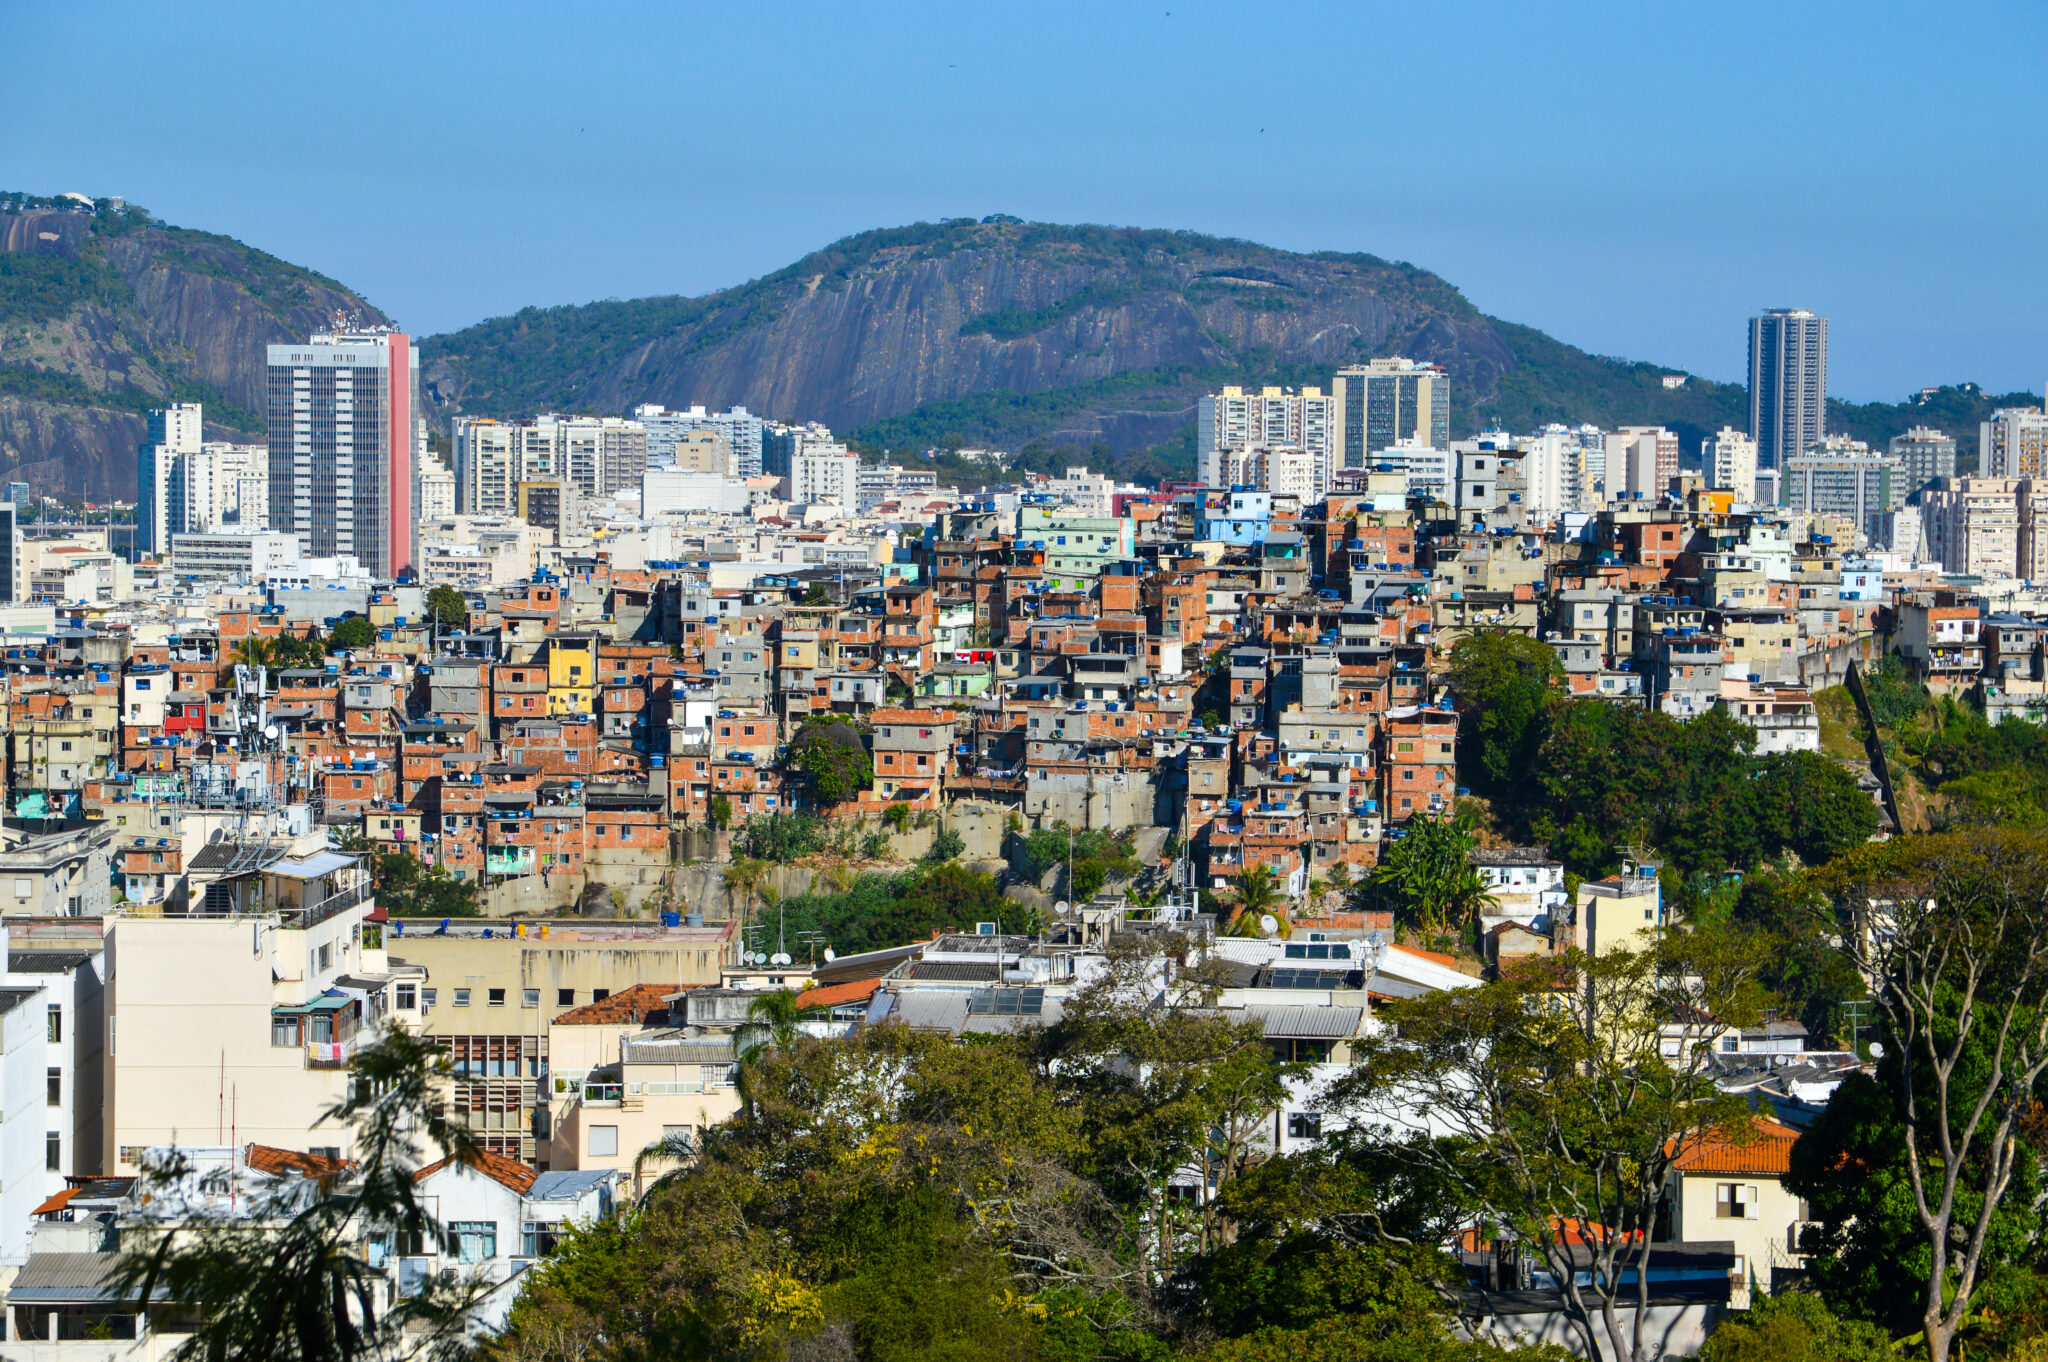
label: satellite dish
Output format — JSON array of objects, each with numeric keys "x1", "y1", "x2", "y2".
[
  {"x1": 1259, "y1": 914, "x2": 1280, "y2": 937},
  {"x1": 1867, "y1": 1041, "x2": 1885, "y2": 1059},
  {"x1": 1054, "y1": 901, "x2": 1070, "y2": 917},
  {"x1": 263, "y1": 724, "x2": 280, "y2": 741},
  {"x1": 771, "y1": 952, "x2": 792, "y2": 966},
  {"x1": 822, "y1": 948, "x2": 836, "y2": 962}
]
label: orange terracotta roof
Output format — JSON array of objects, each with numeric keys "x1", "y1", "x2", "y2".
[
  {"x1": 1671, "y1": 1119, "x2": 1799, "y2": 1176},
  {"x1": 416, "y1": 1146, "x2": 537, "y2": 1195},
  {"x1": 244, "y1": 1143, "x2": 350, "y2": 1179},
  {"x1": 551, "y1": 982, "x2": 681, "y2": 1026},
  {"x1": 32, "y1": 1187, "x2": 81, "y2": 1216},
  {"x1": 797, "y1": 977, "x2": 882, "y2": 1011}
]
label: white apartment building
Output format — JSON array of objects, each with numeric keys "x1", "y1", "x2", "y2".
[
  {"x1": 416, "y1": 451, "x2": 456, "y2": 522},
  {"x1": 1606, "y1": 426, "x2": 1679, "y2": 502},
  {"x1": 1511, "y1": 426, "x2": 1574, "y2": 519},
  {"x1": 1781, "y1": 437, "x2": 1906, "y2": 545},
  {"x1": 642, "y1": 469, "x2": 750, "y2": 517},
  {"x1": 416, "y1": 517, "x2": 543, "y2": 587},
  {"x1": 857, "y1": 463, "x2": 939, "y2": 514},
  {"x1": 634, "y1": 404, "x2": 764, "y2": 477},
  {"x1": 1982, "y1": 407, "x2": 2048, "y2": 480},
  {"x1": 1922, "y1": 476, "x2": 2048, "y2": 580},
  {"x1": 1197, "y1": 385, "x2": 1333, "y2": 492},
  {"x1": 1707, "y1": 427, "x2": 1758, "y2": 496},
  {"x1": 793, "y1": 449, "x2": 859, "y2": 518},
  {"x1": 136, "y1": 403, "x2": 205, "y2": 556},
  {"x1": 169, "y1": 530, "x2": 302, "y2": 583},
  {"x1": 173, "y1": 441, "x2": 268, "y2": 533},
  {"x1": 453, "y1": 415, "x2": 649, "y2": 514},
  {"x1": 1058, "y1": 466, "x2": 1116, "y2": 518}
]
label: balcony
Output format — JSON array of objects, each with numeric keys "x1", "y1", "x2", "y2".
[{"x1": 306, "y1": 1035, "x2": 360, "y2": 1069}]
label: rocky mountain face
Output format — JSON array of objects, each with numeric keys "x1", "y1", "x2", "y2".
[
  {"x1": 421, "y1": 221, "x2": 1532, "y2": 457},
  {"x1": 0, "y1": 196, "x2": 388, "y2": 499}
]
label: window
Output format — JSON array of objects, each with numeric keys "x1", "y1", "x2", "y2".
[
  {"x1": 272, "y1": 1016, "x2": 300, "y2": 1047},
  {"x1": 1716, "y1": 1183, "x2": 1759, "y2": 1219},
  {"x1": 1286, "y1": 1112, "x2": 1321, "y2": 1141},
  {"x1": 588, "y1": 1124, "x2": 619, "y2": 1157},
  {"x1": 46, "y1": 1067, "x2": 61, "y2": 1106},
  {"x1": 522, "y1": 1222, "x2": 564, "y2": 1258},
  {"x1": 396, "y1": 984, "x2": 416, "y2": 1010},
  {"x1": 420, "y1": 988, "x2": 437, "y2": 1010},
  {"x1": 12, "y1": 879, "x2": 28, "y2": 898},
  {"x1": 453, "y1": 989, "x2": 471, "y2": 1007},
  {"x1": 47, "y1": 1005, "x2": 60, "y2": 1044},
  {"x1": 523, "y1": 989, "x2": 540, "y2": 1008},
  {"x1": 46, "y1": 1130, "x2": 61, "y2": 1170},
  {"x1": 487, "y1": 988, "x2": 506, "y2": 1006},
  {"x1": 557, "y1": 988, "x2": 576, "y2": 1007},
  {"x1": 592, "y1": 988, "x2": 610, "y2": 1003},
  {"x1": 448, "y1": 1222, "x2": 498, "y2": 1263}
]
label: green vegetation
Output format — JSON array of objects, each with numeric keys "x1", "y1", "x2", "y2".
[
  {"x1": 732, "y1": 813, "x2": 834, "y2": 860},
  {"x1": 368, "y1": 849, "x2": 482, "y2": 918},
  {"x1": 0, "y1": 248, "x2": 133, "y2": 326},
  {"x1": 422, "y1": 584, "x2": 469, "y2": 629},
  {"x1": 1017, "y1": 821, "x2": 1140, "y2": 900},
  {"x1": 1370, "y1": 807, "x2": 1495, "y2": 935},
  {"x1": 789, "y1": 715, "x2": 873, "y2": 806},
  {"x1": 326, "y1": 616, "x2": 375, "y2": 650},
  {"x1": 759, "y1": 862, "x2": 1016, "y2": 955}
]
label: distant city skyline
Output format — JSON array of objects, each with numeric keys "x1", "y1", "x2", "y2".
[{"x1": 4, "y1": 3, "x2": 2044, "y2": 402}]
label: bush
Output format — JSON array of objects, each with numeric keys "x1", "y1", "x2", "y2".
[
  {"x1": 734, "y1": 814, "x2": 832, "y2": 860},
  {"x1": 1697, "y1": 1291, "x2": 1894, "y2": 1362},
  {"x1": 926, "y1": 828, "x2": 965, "y2": 863}
]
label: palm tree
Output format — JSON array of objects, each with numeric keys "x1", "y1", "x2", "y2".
[
  {"x1": 1225, "y1": 865, "x2": 1290, "y2": 938},
  {"x1": 630, "y1": 1125, "x2": 698, "y2": 1201},
  {"x1": 733, "y1": 988, "x2": 807, "y2": 1121},
  {"x1": 231, "y1": 636, "x2": 277, "y2": 674}
]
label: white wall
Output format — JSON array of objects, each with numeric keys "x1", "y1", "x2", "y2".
[{"x1": 0, "y1": 986, "x2": 49, "y2": 1264}]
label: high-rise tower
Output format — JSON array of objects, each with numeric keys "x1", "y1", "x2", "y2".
[
  {"x1": 1748, "y1": 309, "x2": 1827, "y2": 471},
  {"x1": 265, "y1": 329, "x2": 417, "y2": 579}
]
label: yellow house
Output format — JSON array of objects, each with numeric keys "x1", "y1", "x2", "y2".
[
  {"x1": 546, "y1": 634, "x2": 600, "y2": 716},
  {"x1": 1666, "y1": 1119, "x2": 1806, "y2": 1307},
  {"x1": 1574, "y1": 866, "x2": 1665, "y2": 957}
]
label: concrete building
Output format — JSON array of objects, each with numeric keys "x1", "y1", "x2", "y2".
[
  {"x1": 1889, "y1": 426, "x2": 1957, "y2": 493},
  {"x1": 136, "y1": 402, "x2": 204, "y2": 557},
  {"x1": 169, "y1": 441, "x2": 268, "y2": 535},
  {"x1": 1748, "y1": 309, "x2": 1827, "y2": 471},
  {"x1": 416, "y1": 450, "x2": 457, "y2": 522},
  {"x1": 642, "y1": 469, "x2": 750, "y2": 518},
  {"x1": 1707, "y1": 427, "x2": 1758, "y2": 496},
  {"x1": 266, "y1": 329, "x2": 417, "y2": 580},
  {"x1": 632, "y1": 404, "x2": 764, "y2": 478},
  {"x1": 1606, "y1": 426, "x2": 1680, "y2": 502},
  {"x1": 1197, "y1": 385, "x2": 1334, "y2": 493},
  {"x1": 169, "y1": 530, "x2": 302, "y2": 583},
  {"x1": 1780, "y1": 437, "x2": 1905, "y2": 545},
  {"x1": 793, "y1": 448, "x2": 859, "y2": 518},
  {"x1": 453, "y1": 415, "x2": 648, "y2": 515},
  {"x1": 1330, "y1": 359, "x2": 1450, "y2": 472},
  {"x1": 0, "y1": 822, "x2": 115, "y2": 919},
  {"x1": 1921, "y1": 477, "x2": 2048, "y2": 580},
  {"x1": 1982, "y1": 406, "x2": 2048, "y2": 480}
]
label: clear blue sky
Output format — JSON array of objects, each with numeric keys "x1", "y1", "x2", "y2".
[{"x1": 5, "y1": 2, "x2": 2043, "y2": 402}]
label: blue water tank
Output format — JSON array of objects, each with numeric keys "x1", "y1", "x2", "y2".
[{"x1": 660, "y1": 911, "x2": 682, "y2": 928}]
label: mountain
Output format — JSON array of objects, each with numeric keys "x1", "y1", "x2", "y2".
[
  {"x1": 0, "y1": 192, "x2": 388, "y2": 499},
  {"x1": 421, "y1": 217, "x2": 1768, "y2": 479}
]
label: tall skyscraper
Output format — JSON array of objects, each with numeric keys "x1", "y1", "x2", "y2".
[
  {"x1": 1330, "y1": 359, "x2": 1450, "y2": 472},
  {"x1": 266, "y1": 329, "x2": 417, "y2": 580},
  {"x1": 137, "y1": 402, "x2": 205, "y2": 556},
  {"x1": 1748, "y1": 309, "x2": 1828, "y2": 470}
]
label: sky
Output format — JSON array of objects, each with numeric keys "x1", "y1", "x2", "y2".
[{"x1": 4, "y1": 2, "x2": 2043, "y2": 402}]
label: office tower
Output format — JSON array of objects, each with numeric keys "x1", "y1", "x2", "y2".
[
  {"x1": 1781, "y1": 437, "x2": 1906, "y2": 544},
  {"x1": 1748, "y1": 309, "x2": 1828, "y2": 470},
  {"x1": 1888, "y1": 427, "x2": 1956, "y2": 492},
  {"x1": 1330, "y1": 359, "x2": 1450, "y2": 472},
  {"x1": 6, "y1": 484, "x2": 27, "y2": 508},
  {"x1": 1981, "y1": 407, "x2": 2048, "y2": 479},
  {"x1": 1196, "y1": 385, "x2": 1334, "y2": 493},
  {"x1": 266, "y1": 329, "x2": 417, "y2": 580},
  {"x1": 1707, "y1": 428, "x2": 1758, "y2": 495},
  {"x1": 1604, "y1": 426, "x2": 1680, "y2": 501},
  {"x1": 137, "y1": 402, "x2": 204, "y2": 555}
]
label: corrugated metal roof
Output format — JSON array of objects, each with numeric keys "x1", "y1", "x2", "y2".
[
  {"x1": 903, "y1": 961, "x2": 1001, "y2": 982},
  {"x1": 622, "y1": 1038, "x2": 737, "y2": 1065},
  {"x1": 9, "y1": 1252, "x2": 128, "y2": 1302},
  {"x1": 1242, "y1": 1004, "x2": 1365, "y2": 1039},
  {"x1": 528, "y1": 1169, "x2": 615, "y2": 1202},
  {"x1": 890, "y1": 990, "x2": 970, "y2": 1033}
]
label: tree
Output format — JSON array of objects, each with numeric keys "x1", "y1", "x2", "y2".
[
  {"x1": 791, "y1": 717, "x2": 873, "y2": 806},
  {"x1": 423, "y1": 585, "x2": 468, "y2": 630},
  {"x1": 925, "y1": 827, "x2": 964, "y2": 862},
  {"x1": 1371, "y1": 808, "x2": 1495, "y2": 935},
  {"x1": 1444, "y1": 629, "x2": 1564, "y2": 794},
  {"x1": 328, "y1": 616, "x2": 375, "y2": 651},
  {"x1": 1226, "y1": 865, "x2": 1286, "y2": 937},
  {"x1": 1818, "y1": 828, "x2": 2048, "y2": 1362},
  {"x1": 801, "y1": 583, "x2": 832, "y2": 607},
  {"x1": 723, "y1": 856, "x2": 770, "y2": 918},
  {"x1": 368, "y1": 850, "x2": 480, "y2": 918},
  {"x1": 1695, "y1": 1290, "x2": 1897, "y2": 1362},
  {"x1": 231, "y1": 636, "x2": 277, "y2": 675},
  {"x1": 707, "y1": 793, "x2": 732, "y2": 830},
  {"x1": 1756, "y1": 750, "x2": 1878, "y2": 866},
  {"x1": 112, "y1": 1027, "x2": 490, "y2": 1362},
  {"x1": 1327, "y1": 928, "x2": 1767, "y2": 1362}
]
